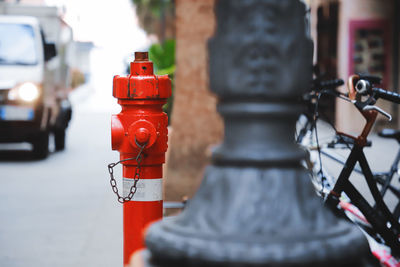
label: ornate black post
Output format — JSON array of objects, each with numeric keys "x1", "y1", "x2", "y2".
[{"x1": 143, "y1": 0, "x2": 371, "y2": 266}]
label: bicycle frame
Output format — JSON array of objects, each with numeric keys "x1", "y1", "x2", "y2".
[
  {"x1": 327, "y1": 74, "x2": 400, "y2": 254},
  {"x1": 329, "y1": 143, "x2": 400, "y2": 250},
  {"x1": 321, "y1": 137, "x2": 400, "y2": 201}
]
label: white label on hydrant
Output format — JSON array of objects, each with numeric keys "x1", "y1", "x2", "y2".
[{"x1": 123, "y1": 178, "x2": 163, "y2": 202}]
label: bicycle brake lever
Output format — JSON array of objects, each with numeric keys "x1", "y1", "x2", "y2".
[{"x1": 362, "y1": 105, "x2": 392, "y2": 121}]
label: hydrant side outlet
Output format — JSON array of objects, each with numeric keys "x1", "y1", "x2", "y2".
[{"x1": 111, "y1": 51, "x2": 171, "y2": 265}]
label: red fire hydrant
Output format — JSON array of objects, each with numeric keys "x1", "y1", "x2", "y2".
[{"x1": 109, "y1": 52, "x2": 171, "y2": 265}]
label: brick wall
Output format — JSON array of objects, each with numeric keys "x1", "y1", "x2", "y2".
[{"x1": 164, "y1": 0, "x2": 223, "y2": 202}]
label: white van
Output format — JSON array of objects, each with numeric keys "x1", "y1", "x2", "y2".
[{"x1": 0, "y1": 6, "x2": 72, "y2": 159}]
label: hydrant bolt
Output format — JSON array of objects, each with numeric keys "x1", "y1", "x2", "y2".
[
  {"x1": 135, "y1": 128, "x2": 150, "y2": 144},
  {"x1": 128, "y1": 120, "x2": 157, "y2": 149},
  {"x1": 134, "y1": 51, "x2": 148, "y2": 62}
]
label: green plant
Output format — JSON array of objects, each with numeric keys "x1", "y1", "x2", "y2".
[
  {"x1": 149, "y1": 39, "x2": 175, "y2": 120},
  {"x1": 149, "y1": 39, "x2": 175, "y2": 74}
]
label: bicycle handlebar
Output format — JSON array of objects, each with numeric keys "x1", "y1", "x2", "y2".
[
  {"x1": 372, "y1": 87, "x2": 400, "y2": 104},
  {"x1": 354, "y1": 77, "x2": 400, "y2": 104},
  {"x1": 357, "y1": 74, "x2": 382, "y2": 85},
  {"x1": 313, "y1": 78, "x2": 344, "y2": 91}
]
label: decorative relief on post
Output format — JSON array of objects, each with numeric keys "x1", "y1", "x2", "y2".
[{"x1": 209, "y1": 0, "x2": 313, "y2": 98}]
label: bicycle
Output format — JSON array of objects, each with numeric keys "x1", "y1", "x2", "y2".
[{"x1": 298, "y1": 73, "x2": 400, "y2": 264}]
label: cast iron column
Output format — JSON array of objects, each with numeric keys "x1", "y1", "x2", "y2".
[{"x1": 144, "y1": 0, "x2": 371, "y2": 266}]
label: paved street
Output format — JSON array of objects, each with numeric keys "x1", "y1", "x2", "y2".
[{"x1": 0, "y1": 103, "x2": 123, "y2": 267}]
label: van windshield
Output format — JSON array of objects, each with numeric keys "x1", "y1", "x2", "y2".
[{"x1": 0, "y1": 23, "x2": 38, "y2": 65}]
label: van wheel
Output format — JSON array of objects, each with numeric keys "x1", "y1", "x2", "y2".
[
  {"x1": 33, "y1": 132, "x2": 49, "y2": 159},
  {"x1": 54, "y1": 129, "x2": 66, "y2": 151}
]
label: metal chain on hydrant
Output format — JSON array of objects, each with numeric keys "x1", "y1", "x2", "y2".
[{"x1": 108, "y1": 140, "x2": 147, "y2": 204}]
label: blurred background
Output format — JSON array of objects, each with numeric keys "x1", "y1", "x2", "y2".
[{"x1": 1, "y1": 0, "x2": 400, "y2": 266}]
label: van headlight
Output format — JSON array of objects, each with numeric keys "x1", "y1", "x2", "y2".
[{"x1": 8, "y1": 83, "x2": 40, "y2": 102}]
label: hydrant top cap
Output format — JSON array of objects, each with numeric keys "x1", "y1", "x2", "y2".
[
  {"x1": 135, "y1": 52, "x2": 148, "y2": 62},
  {"x1": 112, "y1": 50, "x2": 171, "y2": 99}
]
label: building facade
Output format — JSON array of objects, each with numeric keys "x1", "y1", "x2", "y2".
[{"x1": 310, "y1": 0, "x2": 399, "y2": 133}]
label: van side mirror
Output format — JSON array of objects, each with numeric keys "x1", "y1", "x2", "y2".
[{"x1": 44, "y1": 43, "x2": 57, "y2": 61}]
